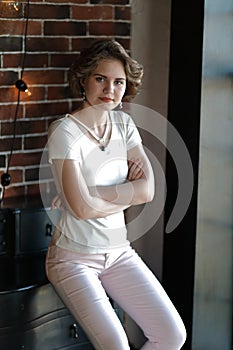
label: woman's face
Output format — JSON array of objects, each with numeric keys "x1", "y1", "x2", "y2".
[{"x1": 82, "y1": 58, "x2": 127, "y2": 110}]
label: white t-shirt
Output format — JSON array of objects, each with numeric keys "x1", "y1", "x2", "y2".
[{"x1": 48, "y1": 110, "x2": 142, "y2": 253}]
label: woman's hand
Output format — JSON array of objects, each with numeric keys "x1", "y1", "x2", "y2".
[
  {"x1": 127, "y1": 158, "x2": 144, "y2": 181},
  {"x1": 51, "y1": 193, "x2": 64, "y2": 210}
]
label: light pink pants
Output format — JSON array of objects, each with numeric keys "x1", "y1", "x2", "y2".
[{"x1": 46, "y1": 244, "x2": 186, "y2": 350}]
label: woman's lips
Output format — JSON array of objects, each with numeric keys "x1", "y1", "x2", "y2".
[{"x1": 99, "y1": 97, "x2": 114, "y2": 103}]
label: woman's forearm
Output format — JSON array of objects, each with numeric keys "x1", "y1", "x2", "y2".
[
  {"x1": 90, "y1": 153, "x2": 155, "y2": 206},
  {"x1": 90, "y1": 177, "x2": 154, "y2": 206},
  {"x1": 53, "y1": 159, "x2": 130, "y2": 220},
  {"x1": 82, "y1": 194, "x2": 130, "y2": 219}
]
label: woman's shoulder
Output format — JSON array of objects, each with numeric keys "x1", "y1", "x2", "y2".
[
  {"x1": 49, "y1": 114, "x2": 81, "y2": 137},
  {"x1": 111, "y1": 110, "x2": 132, "y2": 124}
]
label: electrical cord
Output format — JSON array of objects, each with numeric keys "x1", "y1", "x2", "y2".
[{"x1": 1, "y1": 0, "x2": 30, "y2": 202}]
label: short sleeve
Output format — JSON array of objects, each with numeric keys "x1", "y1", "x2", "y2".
[
  {"x1": 48, "y1": 117, "x2": 81, "y2": 163},
  {"x1": 125, "y1": 113, "x2": 142, "y2": 150}
]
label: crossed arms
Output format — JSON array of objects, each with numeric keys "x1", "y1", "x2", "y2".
[{"x1": 51, "y1": 144, "x2": 154, "y2": 220}]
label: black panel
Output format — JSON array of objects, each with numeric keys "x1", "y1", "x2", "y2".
[
  {"x1": 15, "y1": 208, "x2": 60, "y2": 256},
  {"x1": 0, "y1": 195, "x2": 60, "y2": 257},
  {"x1": 0, "y1": 195, "x2": 124, "y2": 349},
  {"x1": 163, "y1": 2, "x2": 204, "y2": 349},
  {"x1": 0, "y1": 284, "x2": 94, "y2": 349}
]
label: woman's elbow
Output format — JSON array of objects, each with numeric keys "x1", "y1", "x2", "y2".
[
  {"x1": 145, "y1": 174, "x2": 155, "y2": 201},
  {"x1": 138, "y1": 180, "x2": 155, "y2": 203},
  {"x1": 65, "y1": 201, "x2": 92, "y2": 220},
  {"x1": 71, "y1": 202, "x2": 104, "y2": 220},
  {"x1": 146, "y1": 189, "x2": 154, "y2": 202},
  {"x1": 144, "y1": 187, "x2": 154, "y2": 203}
]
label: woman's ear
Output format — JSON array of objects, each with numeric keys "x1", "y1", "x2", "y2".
[{"x1": 80, "y1": 78, "x2": 85, "y2": 88}]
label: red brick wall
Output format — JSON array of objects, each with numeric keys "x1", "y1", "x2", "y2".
[{"x1": 0, "y1": 0, "x2": 131, "y2": 199}]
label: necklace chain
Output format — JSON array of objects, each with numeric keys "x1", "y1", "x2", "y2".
[{"x1": 68, "y1": 113, "x2": 110, "y2": 151}]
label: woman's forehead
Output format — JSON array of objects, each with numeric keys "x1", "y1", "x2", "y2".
[{"x1": 92, "y1": 58, "x2": 126, "y2": 78}]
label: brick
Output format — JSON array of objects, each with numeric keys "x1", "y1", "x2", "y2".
[
  {"x1": 0, "y1": 71, "x2": 18, "y2": 85},
  {"x1": 0, "y1": 20, "x2": 24, "y2": 36},
  {"x1": 46, "y1": 0, "x2": 87, "y2": 2},
  {"x1": 28, "y1": 4, "x2": 70, "y2": 19},
  {"x1": 3, "y1": 54, "x2": 26, "y2": 68},
  {"x1": 0, "y1": 104, "x2": 23, "y2": 120},
  {"x1": 25, "y1": 167, "x2": 39, "y2": 182},
  {"x1": 0, "y1": 37, "x2": 22, "y2": 52},
  {"x1": 47, "y1": 86, "x2": 71, "y2": 100},
  {"x1": 1, "y1": 120, "x2": 46, "y2": 136},
  {"x1": 0, "y1": 86, "x2": 46, "y2": 103},
  {"x1": 25, "y1": 102, "x2": 69, "y2": 118},
  {"x1": 72, "y1": 38, "x2": 99, "y2": 52},
  {"x1": 27, "y1": 20, "x2": 43, "y2": 35},
  {"x1": 0, "y1": 20, "x2": 41, "y2": 36},
  {"x1": 0, "y1": 155, "x2": 6, "y2": 168},
  {"x1": 0, "y1": 84, "x2": 56, "y2": 104},
  {"x1": 20, "y1": 86, "x2": 46, "y2": 103},
  {"x1": 26, "y1": 37, "x2": 69, "y2": 52},
  {"x1": 72, "y1": 5, "x2": 113, "y2": 20},
  {"x1": 24, "y1": 135, "x2": 47, "y2": 150},
  {"x1": 16, "y1": 85, "x2": 45, "y2": 102},
  {"x1": 50, "y1": 53, "x2": 79, "y2": 68},
  {"x1": 23, "y1": 70, "x2": 65, "y2": 84},
  {"x1": 0, "y1": 137, "x2": 22, "y2": 152},
  {"x1": 0, "y1": 2, "x2": 24, "y2": 18},
  {"x1": 26, "y1": 166, "x2": 53, "y2": 182},
  {"x1": 44, "y1": 21, "x2": 86, "y2": 36},
  {"x1": 89, "y1": 21, "x2": 130, "y2": 36},
  {"x1": 90, "y1": 0, "x2": 129, "y2": 4},
  {"x1": 10, "y1": 151, "x2": 43, "y2": 166},
  {"x1": 3, "y1": 186, "x2": 26, "y2": 199},
  {"x1": 0, "y1": 87, "x2": 20, "y2": 103},
  {"x1": 26, "y1": 184, "x2": 41, "y2": 196},
  {"x1": 115, "y1": 6, "x2": 131, "y2": 20},
  {"x1": 3, "y1": 54, "x2": 49, "y2": 69}
]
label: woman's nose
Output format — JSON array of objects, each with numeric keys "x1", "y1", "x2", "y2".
[{"x1": 103, "y1": 81, "x2": 114, "y2": 94}]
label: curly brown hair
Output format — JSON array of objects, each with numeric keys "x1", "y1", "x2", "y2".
[{"x1": 68, "y1": 40, "x2": 143, "y2": 102}]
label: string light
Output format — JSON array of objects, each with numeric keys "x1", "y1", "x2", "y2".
[
  {"x1": 15, "y1": 79, "x2": 32, "y2": 96},
  {"x1": 3, "y1": 1, "x2": 21, "y2": 12},
  {"x1": 12, "y1": 2, "x2": 20, "y2": 11}
]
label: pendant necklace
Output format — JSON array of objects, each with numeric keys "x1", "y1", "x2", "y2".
[{"x1": 69, "y1": 113, "x2": 110, "y2": 151}]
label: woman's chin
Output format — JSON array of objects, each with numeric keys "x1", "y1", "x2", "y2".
[{"x1": 95, "y1": 102, "x2": 117, "y2": 111}]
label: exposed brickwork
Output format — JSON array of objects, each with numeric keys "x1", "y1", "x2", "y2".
[{"x1": 0, "y1": 0, "x2": 132, "y2": 199}]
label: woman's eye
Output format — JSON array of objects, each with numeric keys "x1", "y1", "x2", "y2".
[
  {"x1": 96, "y1": 76, "x2": 104, "y2": 82},
  {"x1": 115, "y1": 80, "x2": 124, "y2": 85}
]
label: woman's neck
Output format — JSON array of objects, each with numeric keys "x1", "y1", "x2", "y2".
[{"x1": 71, "y1": 105, "x2": 109, "y2": 130}]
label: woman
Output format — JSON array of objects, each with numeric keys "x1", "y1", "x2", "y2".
[{"x1": 46, "y1": 39, "x2": 186, "y2": 350}]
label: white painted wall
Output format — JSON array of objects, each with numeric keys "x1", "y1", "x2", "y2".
[{"x1": 192, "y1": 0, "x2": 233, "y2": 348}]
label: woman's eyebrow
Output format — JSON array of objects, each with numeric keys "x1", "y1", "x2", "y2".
[{"x1": 93, "y1": 73, "x2": 126, "y2": 80}]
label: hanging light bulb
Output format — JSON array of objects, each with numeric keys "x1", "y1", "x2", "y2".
[
  {"x1": 15, "y1": 79, "x2": 32, "y2": 96},
  {"x1": 6, "y1": 2, "x2": 20, "y2": 12},
  {"x1": 1, "y1": 173, "x2": 11, "y2": 187},
  {"x1": 13, "y1": 2, "x2": 20, "y2": 11}
]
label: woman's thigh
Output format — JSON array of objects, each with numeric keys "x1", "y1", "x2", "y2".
[
  {"x1": 100, "y1": 247, "x2": 186, "y2": 348},
  {"x1": 46, "y1": 245, "x2": 130, "y2": 350}
]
